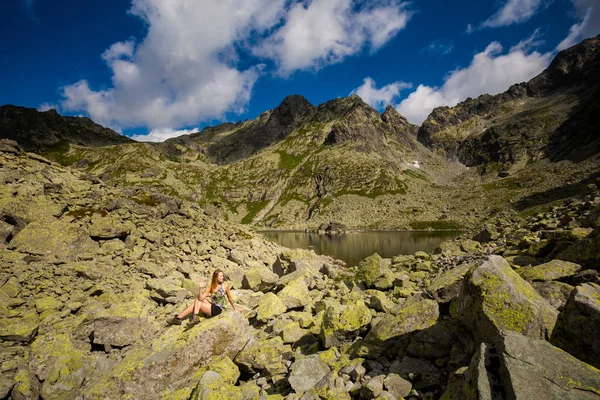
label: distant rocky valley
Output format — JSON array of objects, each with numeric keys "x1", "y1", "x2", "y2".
[{"x1": 0, "y1": 35, "x2": 600, "y2": 399}]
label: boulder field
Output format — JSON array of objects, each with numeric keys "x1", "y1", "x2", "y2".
[{"x1": 1, "y1": 138, "x2": 600, "y2": 399}]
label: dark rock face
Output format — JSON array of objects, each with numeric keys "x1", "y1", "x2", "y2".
[
  {"x1": 443, "y1": 332, "x2": 600, "y2": 400},
  {"x1": 161, "y1": 95, "x2": 317, "y2": 164},
  {"x1": 527, "y1": 35, "x2": 600, "y2": 96},
  {"x1": 551, "y1": 283, "x2": 600, "y2": 369},
  {"x1": 268, "y1": 94, "x2": 317, "y2": 128},
  {"x1": 0, "y1": 105, "x2": 134, "y2": 152},
  {"x1": 418, "y1": 34, "x2": 600, "y2": 169},
  {"x1": 207, "y1": 95, "x2": 316, "y2": 164},
  {"x1": 321, "y1": 95, "x2": 419, "y2": 152}
]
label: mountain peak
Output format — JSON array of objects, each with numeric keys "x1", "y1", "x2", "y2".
[
  {"x1": 527, "y1": 34, "x2": 600, "y2": 96},
  {"x1": 381, "y1": 105, "x2": 410, "y2": 126},
  {"x1": 269, "y1": 94, "x2": 316, "y2": 126}
]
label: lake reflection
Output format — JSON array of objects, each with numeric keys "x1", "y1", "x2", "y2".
[{"x1": 259, "y1": 231, "x2": 462, "y2": 267}]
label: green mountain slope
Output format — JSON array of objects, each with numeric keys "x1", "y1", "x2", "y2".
[{"x1": 2, "y1": 36, "x2": 600, "y2": 231}]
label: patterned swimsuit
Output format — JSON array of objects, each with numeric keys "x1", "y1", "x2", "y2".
[{"x1": 211, "y1": 284, "x2": 227, "y2": 310}]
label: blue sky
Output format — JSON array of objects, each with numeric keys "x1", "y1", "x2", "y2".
[{"x1": 1, "y1": 0, "x2": 598, "y2": 141}]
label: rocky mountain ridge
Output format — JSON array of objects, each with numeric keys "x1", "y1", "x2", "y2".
[
  {"x1": 1, "y1": 37, "x2": 600, "y2": 232},
  {"x1": 418, "y1": 34, "x2": 600, "y2": 172},
  {"x1": 0, "y1": 105, "x2": 134, "y2": 153}
]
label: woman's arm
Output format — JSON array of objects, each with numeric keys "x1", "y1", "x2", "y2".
[
  {"x1": 198, "y1": 279, "x2": 209, "y2": 300},
  {"x1": 224, "y1": 284, "x2": 240, "y2": 311}
]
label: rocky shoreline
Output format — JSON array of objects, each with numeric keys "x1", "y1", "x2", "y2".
[{"x1": 1, "y1": 138, "x2": 600, "y2": 399}]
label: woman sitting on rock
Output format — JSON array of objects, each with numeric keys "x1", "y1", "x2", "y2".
[{"x1": 167, "y1": 269, "x2": 240, "y2": 326}]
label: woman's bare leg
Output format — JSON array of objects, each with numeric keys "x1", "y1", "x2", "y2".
[
  {"x1": 195, "y1": 300, "x2": 212, "y2": 317},
  {"x1": 177, "y1": 303, "x2": 194, "y2": 319}
]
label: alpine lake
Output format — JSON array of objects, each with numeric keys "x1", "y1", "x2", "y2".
[{"x1": 259, "y1": 230, "x2": 463, "y2": 266}]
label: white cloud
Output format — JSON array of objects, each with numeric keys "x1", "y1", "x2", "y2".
[
  {"x1": 351, "y1": 77, "x2": 411, "y2": 110},
  {"x1": 557, "y1": 0, "x2": 600, "y2": 50},
  {"x1": 38, "y1": 103, "x2": 59, "y2": 112},
  {"x1": 253, "y1": 0, "x2": 412, "y2": 76},
  {"x1": 510, "y1": 28, "x2": 545, "y2": 52},
  {"x1": 481, "y1": 0, "x2": 549, "y2": 28},
  {"x1": 61, "y1": 0, "x2": 287, "y2": 130},
  {"x1": 396, "y1": 36, "x2": 552, "y2": 124},
  {"x1": 60, "y1": 0, "x2": 410, "y2": 130},
  {"x1": 130, "y1": 127, "x2": 199, "y2": 142}
]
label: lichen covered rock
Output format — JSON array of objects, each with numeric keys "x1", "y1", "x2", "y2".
[
  {"x1": 517, "y1": 259, "x2": 582, "y2": 282},
  {"x1": 29, "y1": 333, "x2": 87, "y2": 399},
  {"x1": 242, "y1": 266, "x2": 279, "y2": 292},
  {"x1": 453, "y1": 256, "x2": 558, "y2": 342},
  {"x1": 532, "y1": 281, "x2": 574, "y2": 309},
  {"x1": 321, "y1": 299, "x2": 372, "y2": 348},
  {"x1": 8, "y1": 220, "x2": 96, "y2": 260},
  {"x1": 0, "y1": 310, "x2": 39, "y2": 343},
  {"x1": 428, "y1": 263, "x2": 471, "y2": 303},
  {"x1": 83, "y1": 312, "x2": 252, "y2": 399},
  {"x1": 234, "y1": 336, "x2": 292, "y2": 377},
  {"x1": 356, "y1": 253, "x2": 395, "y2": 289},
  {"x1": 357, "y1": 296, "x2": 439, "y2": 358},
  {"x1": 256, "y1": 292, "x2": 287, "y2": 322},
  {"x1": 277, "y1": 278, "x2": 310, "y2": 309},
  {"x1": 92, "y1": 301, "x2": 157, "y2": 348}
]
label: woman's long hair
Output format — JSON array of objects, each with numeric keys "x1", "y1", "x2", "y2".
[{"x1": 209, "y1": 269, "x2": 224, "y2": 293}]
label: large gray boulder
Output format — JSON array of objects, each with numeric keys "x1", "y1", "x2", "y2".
[
  {"x1": 320, "y1": 299, "x2": 372, "y2": 348},
  {"x1": 234, "y1": 336, "x2": 292, "y2": 378},
  {"x1": 241, "y1": 266, "x2": 279, "y2": 292},
  {"x1": 356, "y1": 253, "x2": 395, "y2": 289},
  {"x1": 355, "y1": 296, "x2": 439, "y2": 358},
  {"x1": 532, "y1": 281, "x2": 574, "y2": 309},
  {"x1": 557, "y1": 233, "x2": 600, "y2": 268},
  {"x1": 499, "y1": 331, "x2": 600, "y2": 399},
  {"x1": 83, "y1": 312, "x2": 252, "y2": 399},
  {"x1": 517, "y1": 259, "x2": 582, "y2": 282},
  {"x1": 427, "y1": 263, "x2": 472, "y2": 303},
  {"x1": 453, "y1": 256, "x2": 558, "y2": 342},
  {"x1": 551, "y1": 283, "x2": 600, "y2": 368},
  {"x1": 442, "y1": 331, "x2": 600, "y2": 400},
  {"x1": 92, "y1": 302, "x2": 157, "y2": 348},
  {"x1": 441, "y1": 343, "x2": 498, "y2": 400},
  {"x1": 288, "y1": 355, "x2": 330, "y2": 393},
  {"x1": 8, "y1": 220, "x2": 97, "y2": 260},
  {"x1": 0, "y1": 310, "x2": 39, "y2": 343},
  {"x1": 88, "y1": 214, "x2": 130, "y2": 239}
]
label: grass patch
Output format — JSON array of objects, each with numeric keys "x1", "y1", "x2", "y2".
[
  {"x1": 410, "y1": 220, "x2": 463, "y2": 230},
  {"x1": 130, "y1": 194, "x2": 159, "y2": 207},
  {"x1": 335, "y1": 177, "x2": 408, "y2": 198},
  {"x1": 43, "y1": 141, "x2": 85, "y2": 166},
  {"x1": 241, "y1": 200, "x2": 270, "y2": 224},
  {"x1": 276, "y1": 150, "x2": 305, "y2": 170},
  {"x1": 235, "y1": 230, "x2": 253, "y2": 239},
  {"x1": 402, "y1": 169, "x2": 429, "y2": 181},
  {"x1": 66, "y1": 208, "x2": 108, "y2": 219},
  {"x1": 482, "y1": 177, "x2": 522, "y2": 191}
]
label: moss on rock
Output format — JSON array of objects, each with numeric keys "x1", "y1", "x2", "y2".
[
  {"x1": 256, "y1": 293, "x2": 287, "y2": 322},
  {"x1": 321, "y1": 300, "x2": 372, "y2": 348},
  {"x1": 453, "y1": 256, "x2": 558, "y2": 343},
  {"x1": 517, "y1": 259, "x2": 582, "y2": 282}
]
